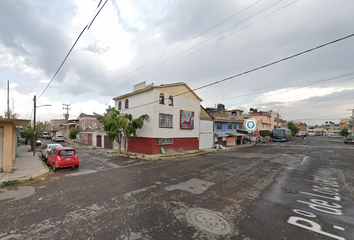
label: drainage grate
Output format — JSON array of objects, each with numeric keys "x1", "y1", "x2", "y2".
[{"x1": 186, "y1": 208, "x2": 232, "y2": 235}]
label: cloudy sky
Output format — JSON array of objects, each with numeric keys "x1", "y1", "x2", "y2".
[{"x1": 0, "y1": 0, "x2": 353, "y2": 125}]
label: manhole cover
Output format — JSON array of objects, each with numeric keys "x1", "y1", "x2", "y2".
[{"x1": 186, "y1": 208, "x2": 232, "y2": 235}]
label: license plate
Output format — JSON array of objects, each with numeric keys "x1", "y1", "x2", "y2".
[{"x1": 66, "y1": 157, "x2": 71, "y2": 161}]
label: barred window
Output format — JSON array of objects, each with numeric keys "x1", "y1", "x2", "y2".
[
  {"x1": 217, "y1": 122, "x2": 222, "y2": 130},
  {"x1": 158, "y1": 138, "x2": 173, "y2": 145},
  {"x1": 228, "y1": 123, "x2": 232, "y2": 129},
  {"x1": 159, "y1": 113, "x2": 173, "y2": 128}
]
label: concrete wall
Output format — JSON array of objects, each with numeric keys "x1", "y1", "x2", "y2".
[{"x1": 0, "y1": 122, "x2": 15, "y2": 172}]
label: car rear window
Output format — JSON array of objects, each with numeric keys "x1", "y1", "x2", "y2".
[{"x1": 58, "y1": 150, "x2": 76, "y2": 156}]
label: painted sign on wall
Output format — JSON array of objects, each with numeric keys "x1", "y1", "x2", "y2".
[{"x1": 180, "y1": 110, "x2": 194, "y2": 130}]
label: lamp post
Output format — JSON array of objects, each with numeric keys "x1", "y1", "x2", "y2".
[{"x1": 33, "y1": 94, "x2": 51, "y2": 156}]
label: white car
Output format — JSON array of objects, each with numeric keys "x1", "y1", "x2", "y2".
[
  {"x1": 41, "y1": 144, "x2": 63, "y2": 160},
  {"x1": 53, "y1": 135, "x2": 64, "y2": 142},
  {"x1": 327, "y1": 134, "x2": 341, "y2": 138}
]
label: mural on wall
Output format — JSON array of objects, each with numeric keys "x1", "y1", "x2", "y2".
[{"x1": 180, "y1": 110, "x2": 194, "y2": 130}]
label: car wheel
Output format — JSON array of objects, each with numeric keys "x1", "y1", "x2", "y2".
[
  {"x1": 75, "y1": 165, "x2": 79, "y2": 169},
  {"x1": 53, "y1": 163, "x2": 57, "y2": 172}
]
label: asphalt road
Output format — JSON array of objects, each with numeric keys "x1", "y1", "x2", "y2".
[{"x1": 0, "y1": 136, "x2": 353, "y2": 240}]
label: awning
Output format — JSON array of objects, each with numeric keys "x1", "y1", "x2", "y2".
[{"x1": 229, "y1": 132, "x2": 247, "y2": 137}]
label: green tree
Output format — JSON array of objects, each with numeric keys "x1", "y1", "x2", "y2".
[
  {"x1": 69, "y1": 126, "x2": 81, "y2": 139},
  {"x1": 287, "y1": 121, "x2": 300, "y2": 137},
  {"x1": 339, "y1": 128, "x2": 348, "y2": 137},
  {"x1": 21, "y1": 122, "x2": 45, "y2": 150},
  {"x1": 259, "y1": 130, "x2": 270, "y2": 137},
  {"x1": 97, "y1": 110, "x2": 149, "y2": 154}
]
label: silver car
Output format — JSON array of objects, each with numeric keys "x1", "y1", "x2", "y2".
[
  {"x1": 41, "y1": 144, "x2": 63, "y2": 160},
  {"x1": 53, "y1": 135, "x2": 65, "y2": 142}
]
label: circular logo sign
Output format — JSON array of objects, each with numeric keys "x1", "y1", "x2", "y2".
[{"x1": 245, "y1": 119, "x2": 257, "y2": 131}]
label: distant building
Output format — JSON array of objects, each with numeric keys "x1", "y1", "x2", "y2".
[
  {"x1": 307, "y1": 126, "x2": 323, "y2": 136},
  {"x1": 322, "y1": 122, "x2": 341, "y2": 135}
]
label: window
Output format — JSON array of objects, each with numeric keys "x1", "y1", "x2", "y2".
[
  {"x1": 81, "y1": 133, "x2": 85, "y2": 140},
  {"x1": 158, "y1": 138, "x2": 173, "y2": 145},
  {"x1": 233, "y1": 123, "x2": 237, "y2": 129},
  {"x1": 217, "y1": 122, "x2": 222, "y2": 130},
  {"x1": 159, "y1": 113, "x2": 173, "y2": 128},
  {"x1": 169, "y1": 95, "x2": 173, "y2": 106},
  {"x1": 81, "y1": 121, "x2": 84, "y2": 129},
  {"x1": 125, "y1": 99, "x2": 129, "y2": 109},
  {"x1": 118, "y1": 101, "x2": 122, "y2": 110},
  {"x1": 159, "y1": 93, "x2": 164, "y2": 104},
  {"x1": 228, "y1": 123, "x2": 232, "y2": 129},
  {"x1": 93, "y1": 122, "x2": 97, "y2": 129}
]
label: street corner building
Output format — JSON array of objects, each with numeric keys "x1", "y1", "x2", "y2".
[
  {"x1": 111, "y1": 81, "x2": 204, "y2": 155},
  {"x1": 0, "y1": 118, "x2": 30, "y2": 172}
]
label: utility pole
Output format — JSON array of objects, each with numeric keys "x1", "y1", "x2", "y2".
[
  {"x1": 33, "y1": 95, "x2": 36, "y2": 156},
  {"x1": 7, "y1": 81, "x2": 10, "y2": 119},
  {"x1": 277, "y1": 110, "x2": 280, "y2": 128},
  {"x1": 63, "y1": 103, "x2": 71, "y2": 140}
]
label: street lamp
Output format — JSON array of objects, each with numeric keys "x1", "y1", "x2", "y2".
[{"x1": 33, "y1": 94, "x2": 51, "y2": 156}]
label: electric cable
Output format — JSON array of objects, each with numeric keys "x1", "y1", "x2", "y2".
[{"x1": 37, "y1": 1, "x2": 108, "y2": 100}]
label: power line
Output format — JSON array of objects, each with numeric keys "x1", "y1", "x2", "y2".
[
  {"x1": 72, "y1": 0, "x2": 287, "y2": 102},
  {"x1": 122, "y1": 32, "x2": 354, "y2": 111},
  {"x1": 37, "y1": 1, "x2": 108, "y2": 100}
]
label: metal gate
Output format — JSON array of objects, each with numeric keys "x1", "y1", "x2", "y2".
[
  {"x1": 104, "y1": 136, "x2": 113, "y2": 149},
  {"x1": 0, "y1": 127, "x2": 4, "y2": 171}
]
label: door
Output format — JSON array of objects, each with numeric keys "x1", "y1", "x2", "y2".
[
  {"x1": 0, "y1": 127, "x2": 3, "y2": 171},
  {"x1": 97, "y1": 135, "x2": 102, "y2": 147},
  {"x1": 104, "y1": 136, "x2": 113, "y2": 149},
  {"x1": 88, "y1": 133, "x2": 92, "y2": 145}
]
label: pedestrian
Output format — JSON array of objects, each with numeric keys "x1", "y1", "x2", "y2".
[
  {"x1": 301, "y1": 135, "x2": 304, "y2": 140},
  {"x1": 266, "y1": 137, "x2": 269, "y2": 144}
]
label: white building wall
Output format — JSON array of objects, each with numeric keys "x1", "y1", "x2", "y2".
[
  {"x1": 199, "y1": 120, "x2": 214, "y2": 149},
  {"x1": 118, "y1": 88, "x2": 200, "y2": 139}
]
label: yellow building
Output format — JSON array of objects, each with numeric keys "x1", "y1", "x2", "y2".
[
  {"x1": 0, "y1": 118, "x2": 30, "y2": 172},
  {"x1": 340, "y1": 119, "x2": 350, "y2": 129}
]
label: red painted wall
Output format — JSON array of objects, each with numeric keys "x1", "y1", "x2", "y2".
[{"x1": 128, "y1": 137, "x2": 199, "y2": 155}]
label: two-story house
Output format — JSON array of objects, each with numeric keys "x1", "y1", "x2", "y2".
[
  {"x1": 112, "y1": 81, "x2": 202, "y2": 155},
  {"x1": 206, "y1": 105, "x2": 246, "y2": 146},
  {"x1": 78, "y1": 114, "x2": 103, "y2": 145}
]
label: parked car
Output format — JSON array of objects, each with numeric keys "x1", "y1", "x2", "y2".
[
  {"x1": 327, "y1": 134, "x2": 341, "y2": 138},
  {"x1": 42, "y1": 134, "x2": 51, "y2": 139},
  {"x1": 53, "y1": 135, "x2": 64, "y2": 142},
  {"x1": 36, "y1": 139, "x2": 42, "y2": 146},
  {"x1": 344, "y1": 136, "x2": 354, "y2": 144},
  {"x1": 47, "y1": 147, "x2": 79, "y2": 172},
  {"x1": 41, "y1": 143, "x2": 63, "y2": 160}
]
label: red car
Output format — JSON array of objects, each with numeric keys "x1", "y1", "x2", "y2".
[{"x1": 47, "y1": 147, "x2": 79, "y2": 172}]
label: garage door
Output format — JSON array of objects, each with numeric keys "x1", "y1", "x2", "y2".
[{"x1": 0, "y1": 127, "x2": 3, "y2": 171}]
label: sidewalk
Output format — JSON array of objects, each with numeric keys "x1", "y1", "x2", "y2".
[{"x1": 0, "y1": 145, "x2": 49, "y2": 185}]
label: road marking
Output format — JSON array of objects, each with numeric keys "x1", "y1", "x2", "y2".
[
  {"x1": 287, "y1": 168, "x2": 347, "y2": 239},
  {"x1": 334, "y1": 226, "x2": 345, "y2": 231}
]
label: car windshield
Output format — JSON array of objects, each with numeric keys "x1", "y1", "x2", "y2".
[
  {"x1": 49, "y1": 144, "x2": 61, "y2": 150},
  {"x1": 58, "y1": 150, "x2": 76, "y2": 156}
]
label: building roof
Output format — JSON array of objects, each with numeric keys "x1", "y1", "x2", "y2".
[
  {"x1": 113, "y1": 82, "x2": 203, "y2": 102},
  {"x1": 0, "y1": 118, "x2": 30, "y2": 127},
  {"x1": 79, "y1": 113, "x2": 101, "y2": 118}
]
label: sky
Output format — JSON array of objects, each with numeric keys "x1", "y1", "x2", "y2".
[{"x1": 0, "y1": 0, "x2": 353, "y2": 126}]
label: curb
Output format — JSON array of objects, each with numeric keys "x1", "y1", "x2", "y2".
[
  {"x1": 0, "y1": 155, "x2": 50, "y2": 188},
  {"x1": 19, "y1": 155, "x2": 50, "y2": 184}
]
